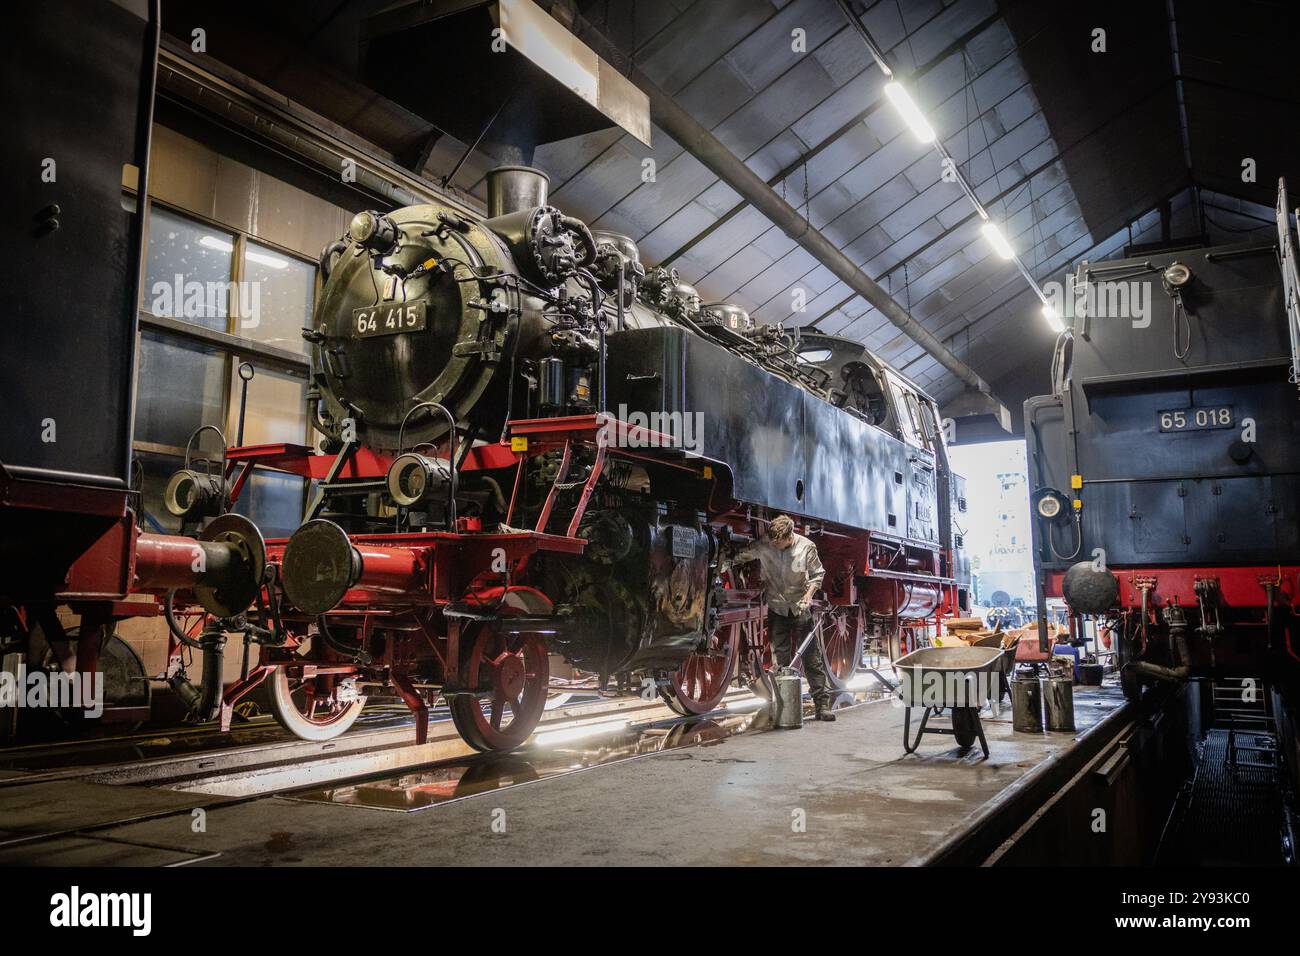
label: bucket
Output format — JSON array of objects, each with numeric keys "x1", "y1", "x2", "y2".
[
  {"x1": 773, "y1": 667, "x2": 803, "y2": 729},
  {"x1": 1011, "y1": 676, "x2": 1043, "y2": 732},
  {"x1": 1044, "y1": 675, "x2": 1075, "y2": 732}
]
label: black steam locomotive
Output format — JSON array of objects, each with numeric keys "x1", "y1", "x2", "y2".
[
  {"x1": 224, "y1": 163, "x2": 970, "y2": 747},
  {"x1": 1026, "y1": 220, "x2": 1300, "y2": 702}
]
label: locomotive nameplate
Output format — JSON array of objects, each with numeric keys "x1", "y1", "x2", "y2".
[
  {"x1": 1157, "y1": 406, "x2": 1233, "y2": 432},
  {"x1": 352, "y1": 301, "x2": 427, "y2": 339}
]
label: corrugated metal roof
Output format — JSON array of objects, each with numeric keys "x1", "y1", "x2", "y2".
[{"x1": 158, "y1": 0, "x2": 1300, "y2": 424}]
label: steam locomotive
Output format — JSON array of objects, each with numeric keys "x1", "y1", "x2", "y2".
[
  {"x1": 165, "y1": 163, "x2": 969, "y2": 749},
  {"x1": 1026, "y1": 216, "x2": 1300, "y2": 702}
]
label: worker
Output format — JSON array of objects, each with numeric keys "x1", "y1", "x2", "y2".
[{"x1": 730, "y1": 514, "x2": 836, "y2": 721}]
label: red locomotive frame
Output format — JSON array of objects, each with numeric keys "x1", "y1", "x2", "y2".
[
  {"x1": 1041, "y1": 564, "x2": 1300, "y2": 668},
  {"x1": 160, "y1": 412, "x2": 960, "y2": 751}
]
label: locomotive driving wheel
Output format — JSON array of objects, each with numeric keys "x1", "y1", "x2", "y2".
[
  {"x1": 448, "y1": 622, "x2": 550, "y2": 752},
  {"x1": 267, "y1": 664, "x2": 366, "y2": 741},
  {"x1": 814, "y1": 604, "x2": 864, "y2": 689},
  {"x1": 661, "y1": 616, "x2": 742, "y2": 716}
]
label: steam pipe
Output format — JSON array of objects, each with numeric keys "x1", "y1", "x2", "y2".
[
  {"x1": 1130, "y1": 626, "x2": 1191, "y2": 683},
  {"x1": 196, "y1": 628, "x2": 225, "y2": 721},
  {"x1": 616, "y1": 256, "x2": 627, "y2": 332}
]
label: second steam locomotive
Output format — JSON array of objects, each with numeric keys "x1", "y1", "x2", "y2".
[{"x1": 1026, "y1": 198, "x2": 1300, "y2": 704}]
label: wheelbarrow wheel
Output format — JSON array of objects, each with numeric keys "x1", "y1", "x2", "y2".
[{"x1": 951, "y1": 707, "x2": 979, "y2": 749}]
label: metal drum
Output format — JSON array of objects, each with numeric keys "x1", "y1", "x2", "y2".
[
  {"x1": 773, "y1": 668, "x2": 804, "y2": 729},
  {"x1": 1012, "y1": 676, "x2": 1043, "y2": 732},
  {"x1": 1044, "y1": 675, "x2": 1075, "y2": 732}
]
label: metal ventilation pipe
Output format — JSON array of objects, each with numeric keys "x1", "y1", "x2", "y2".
[{"x1": 486, "y1": 165, "x2": 551, "y2": 217}]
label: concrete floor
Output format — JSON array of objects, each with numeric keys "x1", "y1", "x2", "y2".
[{"x1": 0, "y1": 684, "x2": 1127, "y2": 866}]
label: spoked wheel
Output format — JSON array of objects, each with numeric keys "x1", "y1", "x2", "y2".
[
  {"x1": 267, "y1": 664, "x2": 366, "y2": 741},
  {"x1": 448, "y1": 624, "x2": 550, "y2": 752},
  {"x1": 811, "y1": 604, "x2": 864, "y2": 689},
  {"x1": 721, "y1": 569, "x2": 772, "y2": 700},
  {"x1": 33, "y1": 624, "x2": 150, "y2": 729},
  {"x1": 660, "y1": 616, "x2": 742, "y2": 716}
]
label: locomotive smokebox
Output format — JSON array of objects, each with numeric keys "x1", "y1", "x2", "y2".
[
  {"x1": 486, "y1": 165, "x2": 550, "y2": 217},
  {"x1": 1061, "y1": 561, "x2": 1119, "y2": 615}
]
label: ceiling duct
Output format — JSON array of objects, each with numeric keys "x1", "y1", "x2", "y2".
[{"x1": 361, "y1": 0, "x2": 651, "y2": 166}]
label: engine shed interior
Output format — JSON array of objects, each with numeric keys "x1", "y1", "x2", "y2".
[{"x1": 2, "y1": 0, "x2": 1300, "y2": 904}]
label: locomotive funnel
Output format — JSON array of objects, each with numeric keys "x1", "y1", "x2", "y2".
[{"x1": 486, "y1": 165, "x2": 550, "y2": 217}]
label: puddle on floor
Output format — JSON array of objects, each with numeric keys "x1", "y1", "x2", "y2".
[{"x1": 284, "y1": 690, "x2": 877, "y2": 812}]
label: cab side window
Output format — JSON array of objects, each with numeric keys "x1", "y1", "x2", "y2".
[{"x1": 888, "y1": 379, "x2": 923, "y2": 447}]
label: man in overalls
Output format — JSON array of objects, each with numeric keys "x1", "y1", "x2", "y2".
[{"x1": 731, "y1": 515, "x2": 835, "y2": 721}]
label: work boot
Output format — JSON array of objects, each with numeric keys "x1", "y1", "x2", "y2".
[{"x1": 813, "y1": 702, "x2": 837, "y2": 722}]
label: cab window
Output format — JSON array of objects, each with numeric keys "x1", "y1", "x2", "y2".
[{"x1": 887, "y1": 379, "x2": 923, "y2": 447}]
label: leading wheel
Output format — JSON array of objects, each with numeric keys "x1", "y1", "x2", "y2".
[
  {"x1": 448, "y1": 624, "x2": 550, "y2": 752},
  {"x1": 267, "y1": 664, "x2": 365, "y2": 741}
]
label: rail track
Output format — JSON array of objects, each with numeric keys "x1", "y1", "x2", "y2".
[{"x1": 0, "y1": 685, "x2": 787, "y2": 796}]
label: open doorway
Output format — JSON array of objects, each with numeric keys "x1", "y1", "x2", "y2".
[{"x1": 948, "y1": 439, "x2": 1034, "y2": 630}]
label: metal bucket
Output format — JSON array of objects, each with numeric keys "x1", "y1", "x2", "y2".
[
  {"x1": 1044, "y1": 675, "x2": 1075, "y2": 732},
  {"x1": 1011, "y1": 676, "x2": 1043, "y2": 732},
  {"x1": 773, "y1": 667, "x2": 803, "y2": 729}
]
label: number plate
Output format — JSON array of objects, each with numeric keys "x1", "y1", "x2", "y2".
[
  {"x1": 1158, "y1": 406, "x2": 1234, "y2": 432},
  {"x1": 352, "y1": 301, "x2": 426, "y2": 339}
]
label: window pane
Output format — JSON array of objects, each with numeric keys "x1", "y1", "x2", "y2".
[
  {"x1": 143, "y1": 206, "x2": 235, "y2": 331},
  {"x1": 241, "y1": 241, "x2": 315, "y2": 354},
  {"x1": 135, "y1": 330, "x2": 227, "y2": 451},
  {"x1": 233, "y1": 470, "x2": 305, "y2": 539},
  {"x1": 226, "y1": 362, "x2": 307, "y2": 447}
]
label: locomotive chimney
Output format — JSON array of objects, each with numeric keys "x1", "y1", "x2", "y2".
[{"x1": 486, "y1": 165, "x2": 551, "y2": 217}]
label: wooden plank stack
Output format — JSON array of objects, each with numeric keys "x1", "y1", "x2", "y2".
[{"x1": 938, "y1": 617, "x2": 1000, "y2": 647}]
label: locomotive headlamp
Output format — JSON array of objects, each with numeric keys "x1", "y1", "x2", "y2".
[
  {"x1": 386, "y1": 453, "x2": 451, "y2": 508},
  {"x1": 1162, "y1": 262, "x2": 1192, "y2": 289},
  {"x1": 164, "y1": 468, "x2": 226, "y2": 520},
  {"x1": 348, "y1": 211, "x2": 399, "y2": 253},
  {"x1": 1032, "y1": 487, "x2": 1072, "y2": 525}
]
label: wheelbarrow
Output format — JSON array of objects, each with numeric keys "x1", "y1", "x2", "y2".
[{"x1": 895, "y1": 646, "x2": 1006, "y2": 759}]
